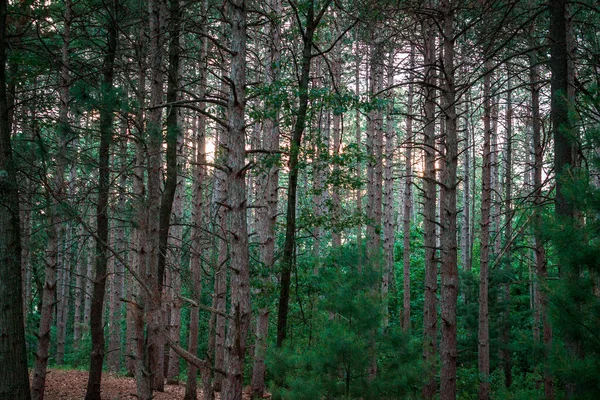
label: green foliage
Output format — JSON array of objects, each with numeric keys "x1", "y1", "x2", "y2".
[{"x1": 268, "y1": 247, "x2": 422, "y2": 399}]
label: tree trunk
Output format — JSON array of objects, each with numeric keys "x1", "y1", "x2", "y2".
[
  {"x1": 85, "y1": 1, "x2": 118, "y2": 396},
  {"x1": 500, "y1": 75, "x2": 513, "y2": 389},
  {"x1": 531, "y1": 46, "x2": 554, "y2": 400},
  {"x1": 184, "y1": 6, "x2": 208, "y2": 394},
  {"x1": 221, "y1": 1, "x2": 251, "y2": 398},
  {"x1": 421, "y1": 11, "x2": 438, "y2": 399},
  {"x1": 251, "y1": 0, "x2": 281, "y2": 395},
  {"x1": 354, "y1": 38, "x2": 362, "y2": 245},
  {"x1": 382, "y1": 53, "x2": 395, "y2": 328},
  {"x1": 108, "y1": 134, "x2": 128, "y2": 373},
  {"x1": 0, "y1": 0, "x2": 31, "y2": 396},
  {"x1": 146, "y1": 0, "x2": 168, "y2": 391},
  {"x1": 402, "y1": 44, "x2": 415, "y2": 331},
  {"x1": 277, "y1": 0, "x2": 331, "y2": 348},
  {"x1": 32, "y1": 0, "x2": 71, "y2": 394},
  {"x1": 439, "y1": 3, "x2": 458, "y2": 397},
  {"x1": 478, "y1": 60, "x2": 493, "y2": 400},
  {"x1": 166, "y1": 129, "x2": 185, "y2": 385}
]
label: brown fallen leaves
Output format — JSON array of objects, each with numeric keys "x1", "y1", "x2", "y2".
[{"x1": 35, "y1": 369, "x2": 267, "y2": 400}]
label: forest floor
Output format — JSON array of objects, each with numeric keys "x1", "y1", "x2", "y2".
[{"x1": 37, "y1": 369, "x2": 261, "y2": 399}]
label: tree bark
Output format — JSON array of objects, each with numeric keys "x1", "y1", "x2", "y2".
[
  {"x1": 402, "y1": 44, "x2": 415, "y2": 331},
  {"x1": 0, "y1": 0, "x2": 31, "y2": 396},
  {"x1": 32, "y1": 0, "x2": 71, "y2": 394},
  {"x1": 439, "y1": 2, "x2": 458, "y2": 397},
  {"x1": 478, "y1": 61, "x2": 493, "y2": 400},
  {"x1": 531, "y1": 43, "x2": 554, "y2": 400},
  {"x1": 382, "y1": 54, "x2": 395, "y2": 328},
  {"x1": 421, "y1": 10, "x2": 438, "y2": 398},
  {"x1": 221, "y1": 0, "x2": 251, "y2": 398},
  {"x1": 251, "y1": 0, "x2": 281, "y2": 395},
  {"x1": 85, "y1": 1, "x2": 118, "y2": 396},
  {"x1": 146, "y1": 0, "x2": 168, "y2": 391}
]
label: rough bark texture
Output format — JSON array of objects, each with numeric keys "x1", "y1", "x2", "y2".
[
  {"x1": 382, "y1": 55, "x2": 395, "y2": 328},
  {"x1": 146, "y1": 0, "x2": 167, "y2": 392},
  {"x1": 0, "y1": 0, "x2": 31, "y2": 396},
  {"x1": 421, "y1": 12, "x2": 438, "y2": 399},
  {"x1": 108, "y1": 135, "x2": 128, "y2": 373},
  {"x1": 32, "y1": 0, "x2": 71, "y2": 395},
  {"x1": 251, "y1": 0, "x2": 280, "y2": 395},
  {"x1": 221, "y1": 1, "x2": 250, "y2": 398},
  {"x1": 185, "y1": 6, "x2": 208, "y2": 398},
  {"x1": 402, "y1": 45, "x2": 415, "y2": 331},
  {"x1": 501, "y1": 78, "x2": 513, "y2": 389},
  {"x1": 439, "y1": 3, "x2": 458, "y2": 397},
  {"x1": 85, "y1": 1, "x2": 117, "y2": 396},
  {"x1": 478, "y1": 62, "x2": 493, "y2": 400}
]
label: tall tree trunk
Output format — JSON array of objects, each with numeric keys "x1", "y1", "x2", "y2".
[
  {"x1": 184, "y1": 7, "x2": 208, "y2": 396},
  {"x1": 108, "y1": 134, "x2": 128, "y2": 372},
  {"x1": 85, "y1": 1, "x2": 118, "y2": 396},
  {"x1": 166, "y1": 127, "x2": 185, "y2": 385},
  {"x1": 439, "y1": 2, "x2": 458, "y2": 397},
  {"x1": 251, "y1": 0, "x2": 280, "y2": 394},
  {"x1": 146, "y1": 0, "x2": 167, "y2": 391},
  {"x1": 421, "y1": 11, "x2": 438, "y2": 399},
  {"x1": 382, "y1": 54, "x2": 395, "y2": 328},
  {"x1": 161, "y1": 0, "x2": 183, "y2": 384},
  {"x1": 500, "y1": 75, "x2": 513, "y2": 389},
  {"x1": 402, "y1": 44, "x2": 415, "y2": 331},
  {"x1": 128, "y1": 34, "x2": 148, "y2": 382},
  {"x1": 461, "y1": 91, "x2": 471, "y2": 273},
  {"x1": 531, "y1": 43, "x2": 554, "y2": 400},
  {"x1": 330, "y1": 22, "x2": 342, "y2": 249},
  {"x1": 478, "y1": 60, "x2": 493, "y2": 400},
  {"x1": 185, "y1": 112, "x2": 207, "y2": 400},
  {"x1": 32, "y1": 0, "x2": 71, "y2": 394},
  {"x1": 276, "y1": 0, "x2": 331, "y2": 348},
  {"x1": 0, "y1": 0, "x2": 31, "y2": 396},
  {"x1": 221, "y1": 0, "x2": 251, "y2": 397},
  {"x1": 354, "y1": 38, "x2": 362, "y2": 245}
]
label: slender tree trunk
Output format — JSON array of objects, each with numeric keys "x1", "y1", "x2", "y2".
[
  {"x1": 0, "y1": 0, "x2": 31, "y2": 396},
  {"x1": 500, "y1": 75, "x2": 513, "y2": 389},
  {"x1": 355, "y1": 38, "x2": 362, "y2": 245},
  {"x1": 32, "y1": 0, "x2": 71, "y2": 395},
  {"x1": 439, "y1": 3, "x2": 458, "y2": 397},
  {"x1": 461, "y1": 93, "x2": 471, "y2": 273},
  {"x1": 85, "y1": 2, "x2": 118, "y2": 396},
  {"x1": 128, "y1": 37, "x2": 147, "y2": 380},
  {"x1": 56, "y1": 224, "x2": 70, "y2": 366},
  {"x1": 478, "y1": 61, "x2": 493, "y2": 400},
  {"x1": 402, "y1": 44, "x2": 415, "y2": 331},
  {"x1": 146, "y1": 0, "x2": 168, "y2": 391},
  {"x1": 382, "y1": 54, "x2": 395, "y2": 328},
  {"x1": 221, "y1": 1, "x2": 251, "y2": 397},
  {"x1": 184, "y1": 9, "x2": 208, "y2": 396},
  {"x1": 531, "y1": 47, "x2": 554, "y2": 400},
  {"x1": 108, "y1": 135, "x2": 127, "y2": 372},
  {"x1": 166, "y1": 129, "x2": 185, "y2": 384},
  {"x1": 277, "y1": 0, "x2": 331, "y2": 348},
  {"x1": 330, "y1": 22, "x2": 342, "y2": 249},
  {"x1": 421, "y1": 11, "x2": 438, "y2": 399},
  {"x1": 251, "y1": 0, "x2": 280, "y2": 394}
]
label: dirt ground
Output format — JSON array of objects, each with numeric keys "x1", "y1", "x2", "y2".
[{"x1": 36, "y1": 369, "x2": 265, "y2": 399}]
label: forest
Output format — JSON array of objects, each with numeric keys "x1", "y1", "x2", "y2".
[{"x1": 1, "y1": 0, "x2": 599, "y2": 399}]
